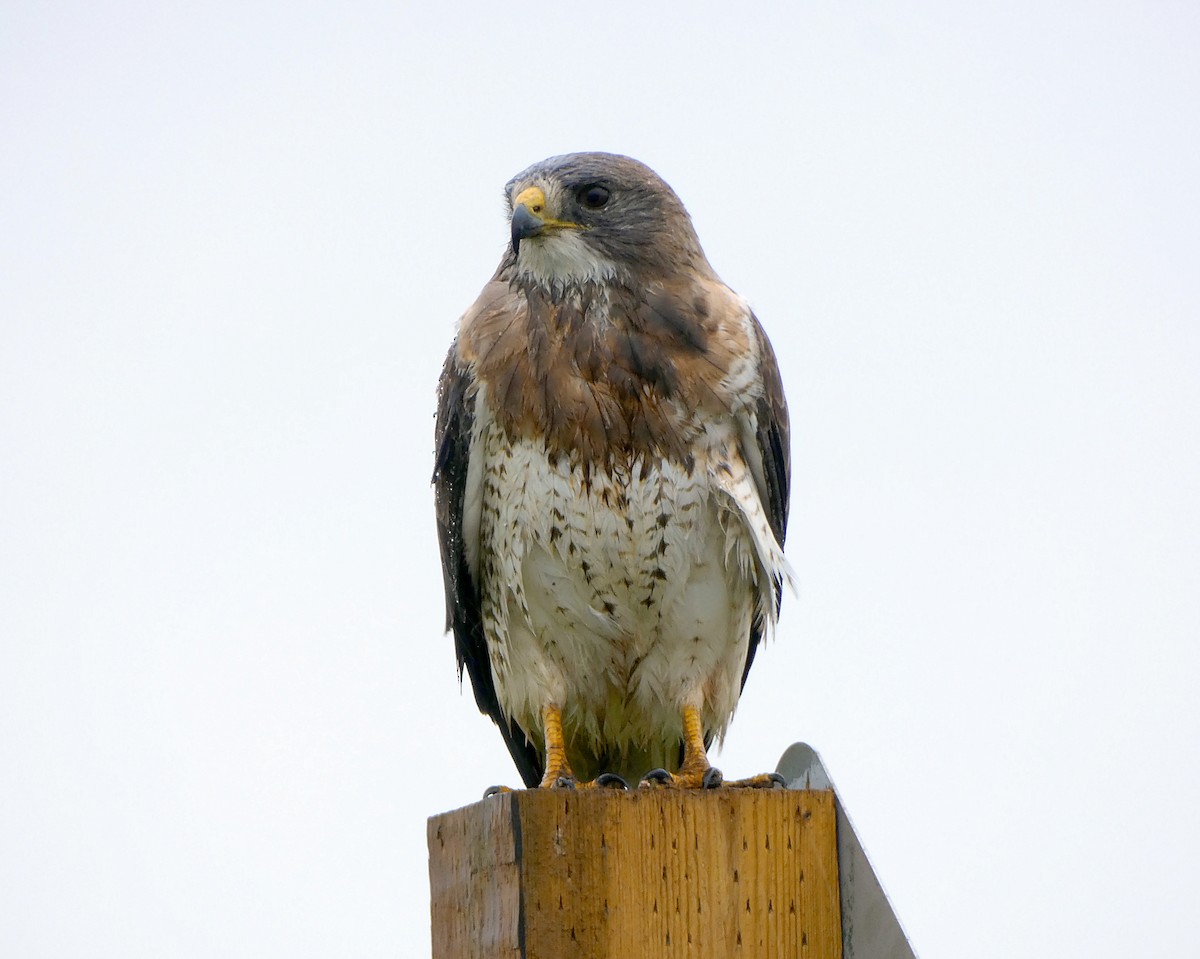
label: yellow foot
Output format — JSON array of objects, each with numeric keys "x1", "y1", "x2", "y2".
[
  {"x1": 639, "y1": 766, "x2": 725, "y2": 789},
  {"x1": 722, "y1": 772, "x2": 788, "y2": 789},
  {"x1": 536, "y1": 772, "x2": 630, "y2": 791},
  {"x1": 538, "y1": 771, "x2": 580, "y2": 789},
  {"x1": 639, "y1": 768, "x2": 787, "y2": 790}
]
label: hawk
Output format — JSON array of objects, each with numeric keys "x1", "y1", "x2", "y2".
[{"x1": 433, "y1": 153, "x2": 790, "y2": 789}]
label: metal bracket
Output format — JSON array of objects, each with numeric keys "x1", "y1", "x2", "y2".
[{"x1": 777, "y1": 743, "x2": 918, "y2": 959}]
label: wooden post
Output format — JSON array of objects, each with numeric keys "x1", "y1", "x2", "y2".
[{"x1": 428, "y1": 789, "x2": 842, "y2": 958}]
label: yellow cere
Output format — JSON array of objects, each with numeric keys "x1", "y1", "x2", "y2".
[{"x1": 513, "y1": 185, "x2": 546, "y2": 214}]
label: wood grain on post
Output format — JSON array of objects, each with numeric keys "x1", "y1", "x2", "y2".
[{"x1": 428, "y1": 789, "x2": 841, "y2": 958}]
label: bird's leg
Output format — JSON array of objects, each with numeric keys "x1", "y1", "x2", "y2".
[
  {"x1": 537, "y1": 703, "x2": 579, "y2": 789},
  {"x1": 641, "y1": 704, "x2": 787, "y2": 789},
  {"x1": 529, "y1": 703, "x2": 628, "y2": 790},
  {"x1": 675, "y1": 702, "x2": 719, "y2": 787},
  {"x1": 641, "y1": 704, "x2": 723, "y2": 789}
]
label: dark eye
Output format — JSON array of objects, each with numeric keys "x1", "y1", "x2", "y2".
[{"x1": 577, "y1": 184, "x2": 611, "y2": 209}]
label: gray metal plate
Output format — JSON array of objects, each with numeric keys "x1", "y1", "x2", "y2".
[{"x1": 777, "y1": 743, "x2": 918, "y2": 959}]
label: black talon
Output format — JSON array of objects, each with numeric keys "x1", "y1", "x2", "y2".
[
  {"x1": 553, "y1": 775, "x2": 577, "y2": 790},
  {"x1": 483, "y1": 785, "x2": 508, "y2": 799},
  {"x1": 702, "y1": 767, "x2": 724, "y2": 789},
  {"x1": 641, "y1": 768, "x2": 673, "y2": 787},
  {"x1": 767, "y1": 772, "x2": 787, "y2": 789},
  {"x1": 595, "y1": 773, "x2": 629, "y2": 790}
]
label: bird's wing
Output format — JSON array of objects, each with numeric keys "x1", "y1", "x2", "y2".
[
  {"x1": 433, "y1": 343, "x2": 543, "y2": 787},
  {"x1": 737, "y1": 312, "x2": 792, "y2": 691},
  {"x1": 749, "y1": 313, "x2": 791, "y2": 555}
]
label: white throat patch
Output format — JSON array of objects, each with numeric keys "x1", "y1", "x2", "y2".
[{"x1": 516, "y1": 231, "x2": 617, "y2": 288}]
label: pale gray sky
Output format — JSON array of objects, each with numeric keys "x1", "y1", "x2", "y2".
[{"x1": 3, "y1": 2, "x2": 1198, "y2": 956}]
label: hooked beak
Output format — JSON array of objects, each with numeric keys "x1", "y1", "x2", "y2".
[
  {"x1": 511, "y1": 203, "x2": 543, "y2": 255},
  {"x1": 509, "y1": 184, "x2": 582, "y2": 256}
]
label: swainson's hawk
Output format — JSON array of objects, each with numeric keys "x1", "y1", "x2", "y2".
[{"x1": 434, "y1": 153, "x2": 790, "y2": 789}]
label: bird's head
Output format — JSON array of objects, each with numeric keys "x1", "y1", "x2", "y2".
[{"x1": 503, "y1": 153, "x2": 711, "y2": 289}]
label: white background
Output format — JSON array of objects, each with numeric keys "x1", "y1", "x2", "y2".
[{"x1": 3, "y1": 2, "x2": 1198, "y2": 956}]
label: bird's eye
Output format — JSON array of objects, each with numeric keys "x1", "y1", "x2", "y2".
[{"x1": 577, "y1": 185, "x2": 611, "y2": 209}]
